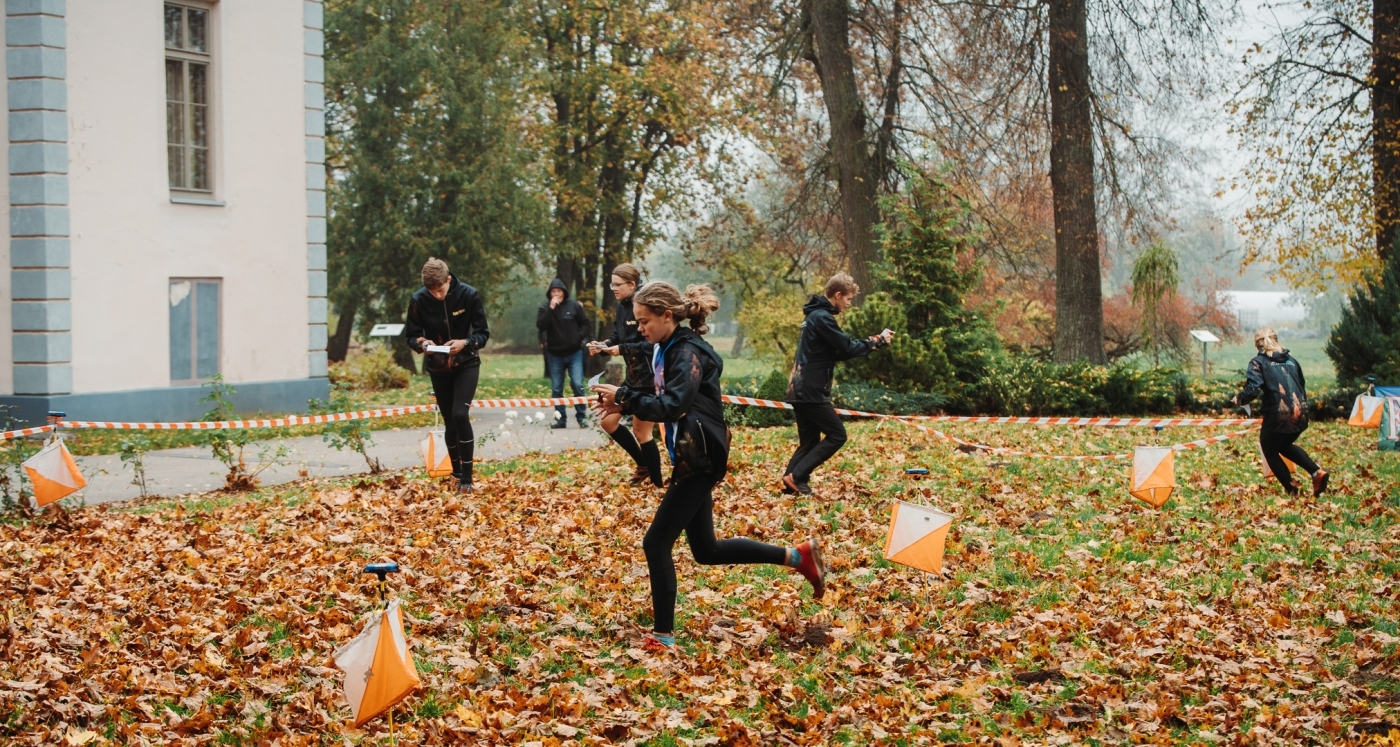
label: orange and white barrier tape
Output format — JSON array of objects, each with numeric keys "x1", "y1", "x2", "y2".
[
  {"x1": 0, "y1": 425, "x2": 54, "y2": 441},
  {"x1": 0, "y1": 393, "x2": 1259, "y2": 464},
  {"x1": 718, "y1": 395, "x2": 1259, "y2": 427},
  {"x1": 892, "y1": 416, "x2": 1254, "y2": 461},
  {"x1": 56, "y1": 405, "x2": 439, "y2": 432},
  {"x1": 468, "y1": 397, "x2": 593, "y2": 408}
]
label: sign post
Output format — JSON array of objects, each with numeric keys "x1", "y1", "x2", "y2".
[
  {"x1": 1189, "y1": 330, "x2": 1220, "y2": 377},
  {"x1": 369, "y1": 323, "x2": 405, "y2": 351}
]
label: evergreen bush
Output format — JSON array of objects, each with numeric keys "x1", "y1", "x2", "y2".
[{"x1": 1327, "y1": 241, "x2": 1400, "y2": 386}]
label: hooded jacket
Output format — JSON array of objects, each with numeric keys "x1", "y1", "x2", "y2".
[
  {"x1": 785, "y1": 295, "x2": 882, "y2": 404},
  {"x1": 616, "y1": 327, "x2": 728, "y2": 482},
  {"x1": 536, "y1": 278, "x2": 592, "y2": 355},
  {"x1": 602, "y1": 291, "x2": 655, "y2": 390},
  {"x1": 403, "y1": 274, "x2": 489, "y2": 375},
  {"x1": 1236, "y1": 350, "x2": 1309, "y2": 433}
]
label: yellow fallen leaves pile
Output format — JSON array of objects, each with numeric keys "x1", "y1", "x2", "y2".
[{"x1": 1, "y1": 421, "x2": 1398, "y2": 745}]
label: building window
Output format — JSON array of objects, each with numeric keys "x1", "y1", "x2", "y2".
[
  {"x1": 165, "y1": 3, "x2": 211, "y2": 192},
  {"x1": 170, "y1": 279, "x2": 221, "y2": 383}
]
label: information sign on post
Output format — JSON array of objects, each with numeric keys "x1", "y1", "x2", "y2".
[
  {"x1": 369, "y1": 324, "x2": 405, "y2": 351},
  {"x1": 1190, "y1": 330, "x2": 1220, "y2": 377}
]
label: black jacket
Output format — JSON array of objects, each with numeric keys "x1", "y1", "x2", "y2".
[
  {"x1": 602, "y1": 293, "x2": 654, "y2": 390},
  {"x1": 616, "y1": 327, "x2": 729, "y2": 482},
  {"x1": 1236, "y1": 350, "x2": 1309, "y2": 434},
  {"x1": 403, "y1": 274, "x2": 489, "y2": 374},
  {"x1": 785, "y1": 295, "x2": 881, "y2": 404},
  {"x1": 536, "y1": 278, "x2": 592, "y2": 355}
]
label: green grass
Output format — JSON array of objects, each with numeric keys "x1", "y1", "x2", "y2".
[{"x1": 1207, "y1": 335, "x2": 1334, "y2": 383}]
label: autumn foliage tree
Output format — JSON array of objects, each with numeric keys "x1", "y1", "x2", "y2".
[
  {"x1": 1231, "y1": 0, "x2": 1400, "y2": 287},
  {"x1": 324, "y1": 0, "x2": 546, "y2": 365},
  {"x1": 528, "y1": 0, "x2": 738, "y2": 331}
]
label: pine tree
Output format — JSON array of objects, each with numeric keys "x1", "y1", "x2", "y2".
[{"x1": 1327, "y1": 238, "x2": 1400, "y2": 385}]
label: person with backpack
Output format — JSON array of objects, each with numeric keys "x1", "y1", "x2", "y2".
[
  {"x1": 1233, "y1": 327, "x2": 1329, "y2": 496},
  {"x1": 404, "y1": 257, "x2": 490, "y2": 493},
  {"x1": 591, "y1": 282, "x2": 825, "y2": 651},
  {"x1": 536, "y1": 278, "x2": 592, "y2": 428},
  {"x1": 781, "y1": 273, "x2": 892, "y2": 495},
  {"x1": 587, "y1": 263, "x2": 662, "y2": 486}
]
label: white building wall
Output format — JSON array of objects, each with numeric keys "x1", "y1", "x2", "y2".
[{"x1": 65, "y1": 0, "x2": 309, "y2": 394}]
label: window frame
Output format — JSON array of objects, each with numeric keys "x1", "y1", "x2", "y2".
[
  {"x1": 164, "y1": 2, "x2": 214, "y2": 196},
  {"x1": 169, "y1": 277, "x2": 223, "y2": 386}
]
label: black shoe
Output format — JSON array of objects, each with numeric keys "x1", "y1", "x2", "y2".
[
  {"x1": 577, "y1": 419, "x2": 588, "y2": 429},
  {"x1": 552, "y1": 419, "x2": 567, "y2": 430}
]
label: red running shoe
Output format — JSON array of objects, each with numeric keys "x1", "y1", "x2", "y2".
[
  {"x1": 794, "y1": 538, "x2": 826, "y2": 599},
  {"x1": 1312, "y1": 469, "x2": 1330, "y2": 498},
  {"x1": 642, "y1": 636, "x2": 673, "y2": 653}
]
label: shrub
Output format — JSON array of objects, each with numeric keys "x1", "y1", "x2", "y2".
[
  {"x1": 723, "y1": 370, "x2": 795, "y2": 428},
  {"x1": 841, "y1": 166, "x2": 1000, "y2": 409},
  {"x1": 831, "y1": 381, "x2": 947, "y2": 416},
  {"x1": 1327, "y1": 240, "x2": 1400, "y2": 386},
  {"x1": 969, "y1": 357, "x2": 1187, "y2": 417},
  {"x1": 330, "y1": 347, "x2": 412, "y2": 391}
]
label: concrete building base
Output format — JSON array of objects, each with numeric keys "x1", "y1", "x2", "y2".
[{"x1": 0, "y1": 377, "x2": 330, "y2": 427}]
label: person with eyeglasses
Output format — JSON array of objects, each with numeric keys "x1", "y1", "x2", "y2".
[{"x1": 587, "y1": 263, "x2": 662, "y2": 486}]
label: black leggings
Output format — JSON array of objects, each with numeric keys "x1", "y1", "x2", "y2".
[
  {"x1": 430, "y1": 364, "x2": 481, "y2": 479},
  {"x1": 1260, "y1": 429, "x2": 1319, "y2": 491},
  {"x1": 785, "y1": 402, "x2": 847, "y2": 482},
  {"x1": 643, "y1": 476, "x2": 787, "y2": 633}
]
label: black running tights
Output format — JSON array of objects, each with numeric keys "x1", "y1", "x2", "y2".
[
  {"x1": 429, "y1": 363, "x2": 481, "y2": 479},
  {"x1": 643, "y1": 476, "x2": 787, "y2": 634},
  {"x1": 1259, "y1": 429, "x2": 1319, "y2": 492}
]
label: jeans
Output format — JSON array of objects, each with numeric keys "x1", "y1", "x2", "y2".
[
  {"x1": 785, "y1": 402, "x2": 848, "y2": 483},
  {"x1": 643, "y1": 476, "x2": 787, "y2": 633},
  {"x1": 429, "y1": 363, "x2": 481, "y2": 483},
  {"x1": 1259, "y1": 429, "x2": 1319, "y2": 492},
  {"x1": 546, "y1": 349, "x2": 587, "y2": 422}
]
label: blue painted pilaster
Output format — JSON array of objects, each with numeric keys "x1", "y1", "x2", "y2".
[
  {"x1": 7, "y1": 0, "x2": 69, "y2": 395},
  {"x1": 305, "y1": 0, "x2": 327, "y2": 377}
]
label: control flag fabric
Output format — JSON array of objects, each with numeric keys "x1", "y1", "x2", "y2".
[
  {"x1": 884, "y1": 501, "x2": 954, "y2": 574},
  {"x1": 1130, "y1": 446, "x2": 1175, "y2": 508},
  {"x1": 22, "y1": 438, "x2": 86, "y2": 508},
  {"x1": 1349, "y1": 395, "x2": 1386, "y2": 429},
  {"x1": 418, "y1": 430, "x2": 453, "y2": 477},
  {"x1": 332, "y1": 600, "x2": 421, "y2": 728}
]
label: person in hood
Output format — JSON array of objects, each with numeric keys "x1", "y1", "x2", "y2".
[
  {"x1": 404, "y1": 257, "x2": 490, "y2": 492},
  {"x1": 1233, "y1": 327, "x2": 1329, "y2": 496},
  {"x1": 782, "y1": 273, "x2": 892, "y2": 495},
  {"x1": 587, "y1": 263, "x2": 662, "y2": 486},
  {"x1": 536, "y1": 278, "x2": 592, "y2": 427},
  {"x1": 591, "y1": 282, "x2": 825, "y2": 652}
]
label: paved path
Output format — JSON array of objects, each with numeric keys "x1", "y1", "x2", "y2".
[{"x1": 71, "y1": 409, "x2": 606, "y2": 505}]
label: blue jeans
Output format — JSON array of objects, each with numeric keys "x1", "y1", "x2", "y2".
[{"x1": 546, "y1": 349, "x2": 587, "y2": 422}]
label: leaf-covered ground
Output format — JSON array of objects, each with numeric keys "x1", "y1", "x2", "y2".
[{"x1": 3, "y1": 421, "x2": 1400, "y2": 745}]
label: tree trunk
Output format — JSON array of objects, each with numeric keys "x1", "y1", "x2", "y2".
[
  {"x1": 806, "y1": 0, "x2": 881, "y2": 299},
  {"x1": 1048, "y1": 0, "x2": 1105, "y2": 364},
  {"x1": 731, "y1": 325, "x2": 745, "y2": 356},
  {"x1": 1375, "y1": 0, "x2": 1400, "y2": 261},
  {"x1": 327, "y1": 299, "x2": 357, "y2": 362}
]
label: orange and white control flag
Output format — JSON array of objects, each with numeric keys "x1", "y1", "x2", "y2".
[
  {"x1": 418, "y1": 431, "x2": 453, "y2": 477},
  {"x1": 1130, "y1": 446, "x2": 1175, "y2": 508},
  {"x1": 333, "y1": 600, "x2": 421, "y2": 728},
  {"x1": 1258, "y1": 443, "x2": 1297, "y2": 480},
  {"x1": 22, "y1": 438, "x2": 86, "y2": 508},
  {"x1": 884, "y1": 501, "x2": 954, "y2": 574},
  {"x1": 1349, "y1": 395, "x2": 1386, "y2": 429}
]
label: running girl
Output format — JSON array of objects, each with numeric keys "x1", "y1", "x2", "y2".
[{"x1": 591, "y1": 282, "x2": 826, "y2": 651}]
